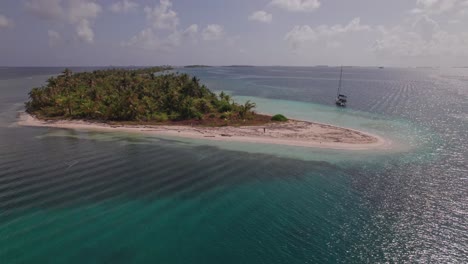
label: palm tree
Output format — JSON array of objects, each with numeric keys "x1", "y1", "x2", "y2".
[
  {"x1": 238, "y1": 100, "x2": 256, "y2": 119},
  {"x1": 62, "y1": 68, "x2": 72, "y2": 78},
  {"x1": 26, "y1": 66, "x2": 260, "y2": 123}
]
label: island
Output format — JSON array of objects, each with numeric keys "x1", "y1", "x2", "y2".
[
  {"x1": 19, "y1": 67, "x2": 387, "y2": 150},
  {"x1": 25, "y1": 67, "x2": 270, "y2": 126},
  {"x1": 184, "y1": 65, "x2": 212, "y2": 68}
]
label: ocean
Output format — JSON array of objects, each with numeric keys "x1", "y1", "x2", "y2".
[{"x1": 0, "y1": 66, "x2": 466, "y2": 263}]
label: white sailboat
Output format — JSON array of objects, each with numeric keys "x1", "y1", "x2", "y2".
[{"x1": 335, "y1": 66, "x2": 347, "y2": 107}]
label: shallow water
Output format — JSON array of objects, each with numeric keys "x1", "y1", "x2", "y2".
[{"x1": 0, "y1": 66, "x2": 467, "y2": 263}]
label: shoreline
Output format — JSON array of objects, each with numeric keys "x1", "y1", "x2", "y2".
[{"x1": 17, "y1": 113, "x2": 391, "y2": 150}]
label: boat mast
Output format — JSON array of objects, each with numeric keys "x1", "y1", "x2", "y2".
[{"x1": 337, "y1": 66, "x2": 343, "y2": 97}]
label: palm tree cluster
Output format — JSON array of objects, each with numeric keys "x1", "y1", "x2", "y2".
[{"x1": 25, "y1": 67, "x2": 257, "y2": 122}]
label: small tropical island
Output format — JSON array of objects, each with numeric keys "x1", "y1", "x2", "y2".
[
  {"x1": 184, "y1": 65, "x2": 212, "y2": 68},
  {"x1": 20, "y1": 67, "x2": 386, "y2": 150},
  {"x1": 25, "y1": 67, "x2": 271, "y2": 125}
]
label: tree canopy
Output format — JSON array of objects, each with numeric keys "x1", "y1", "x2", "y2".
[{"x1": 25, "y1": 67, "x2": 260, "y2": 124}]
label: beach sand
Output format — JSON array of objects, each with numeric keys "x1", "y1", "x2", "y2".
[{"x1": 17, "y1": 112, "x2": 391, "y2": 150}]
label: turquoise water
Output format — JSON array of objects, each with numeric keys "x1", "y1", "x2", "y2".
[{"x1": 0, "y1": 67, "x2": 467, "y2": 263}]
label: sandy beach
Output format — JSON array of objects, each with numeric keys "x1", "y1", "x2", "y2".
[{"x1": 17, "y1": 112, "x2": 390, "y2": 150}]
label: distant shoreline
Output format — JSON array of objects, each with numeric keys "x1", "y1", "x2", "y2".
[{"x1": 18, "y1": 113, "x2": 390, "y2": 150}]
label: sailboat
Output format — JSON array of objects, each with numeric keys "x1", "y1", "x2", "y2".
[{"x1": 335, "y1": 66, "x2": 347, "y2": 107}]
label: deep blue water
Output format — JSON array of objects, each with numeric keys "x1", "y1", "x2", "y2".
[{"x1": 0, "y1": 66, "x2": 467, "y2": 263}]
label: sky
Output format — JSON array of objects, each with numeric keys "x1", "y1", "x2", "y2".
[{"x1": 1, "y1": 0, "x2": 468, "y2": 67}]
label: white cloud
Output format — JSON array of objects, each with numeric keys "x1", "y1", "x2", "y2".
[
  {"x1": 285, "y1": 18, "x2": 372, "y2": 49},
  {"x1": 248, "y1": 10, "x2": 273, "y2": 23},
  {"x1": 410, "y1": 8, "x2": 425, "y2": 14},
  {"x1": 76, "y1": 19, "x2": 94, "y2": 43},
  {"x1": 285, "y1": 25, "x2": 318, "y2": 49},
  {"x1": 371, "y1": 1, "x2": 468, "y2": 65},
  {"x1": 68, "y1": 0, "x2": 101, "y2": 43},
  {"x1": 183, "y1": 24, "x2": 198, "y2": 38},
  {"x1": 24, "y1": 0, "x2": 64, "y2": 20},
  {"x1": 202, "y1": 24, "x2": 225, "y2": 40},
  {"x1": 144, "y1": 0, "x2": 179, "y2": 30},
  {"x1": 124, "y1": 0, "x2": 200, "y2": 51},
  {"x1": 110, "y1": 0, "x2": 139, "y2": 14},
  {"x1": 122, "y1": 28, "x2": 179, "y2": 51},
  {"x1": 48, "y1": 30, "x2": 62, "y2": 46},
  {"x1": 25, "y1": 0, "x2": 101, "y2": 22},
  {"x1": 412, "y1": 15, "x2": 439, "y2": 41},
  {"x1": 0, "y1": 14, "x2": 13, "y2": 29},
  {"x1": 270, "y1": 0, "x2": 320, "y2": 12},
  {"x1": 123, "y1": 28, "x2": 164, "y2": 50},
  {"x1": 373, "y1": 21, "x2": 468, "y2": 60},
  {"x1": 414, "y1": 0, "x2": 458, "y2": 14},
  {"x1": 25, "y1": 0, "x2": 101, "y2": 44},
  {"x1": 382, "y1": 0, "x2": 468, "y2": 64},
  {"x1": 68, "y1": 0, "x2": 101, "y2": 23},
  {"x1": 416, "y1": 0, "x2": 439, "y2": 8},
  {"x1": 124, "y1": 24, "x2": 199, "y2": 51}
]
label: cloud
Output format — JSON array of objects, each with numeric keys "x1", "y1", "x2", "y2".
[
  {"x1": 202, "y1": 24, "x2": 225, "y2": 40},
  {"x1": 416, "y1": 0, "x2": 439, "y2": 8},
  {"x1": 123, "y1": 28, "x2": 161, "y2": 50},
  {"x1": 124, "y1": 24, "x2": 199, "y2": 51},
  {"x1": 270, "y1": 0, "x2": 320, "y2": 12},
  {"x1": 123, "y1": 28, "x2": 175, "y2": 51},
  {"x1": 24, "y1": 0, "x2": 64, "y2": 20},
  {"x1": 109, "y1": 0, "x2": 139, "y2": 14},
  {"x1": 409, "y1": 0, "x2": 468, "y2": 20},
  {"x1": 25, "y1": 0, "x2": 101, "y2": 22},
  {"x1": 248, "y1": 10, "x2": 273, "y2": 23},
  {"x1": 373, "y1": 1, "x2": 468, "y2": 65},
  {"x1": 144, "y1": 0, "x2": 179, "y2": 30},
  {"x1": 0, "y1": 14, "x2": 14, "y2": 29},
  {"x1": 412, "y1": 15, "x2": 439, "y2": 41},
  {"x1": 285, "y1": 18, "x2": 372, "y2": 49},
  {"x1": 410, "y1": 8, "x2": 425, "y2": 14},
  {"x1": 413, "y1": 0, "x2": 459, "y2": 14},
  {"x1": 25, "y1": 0, "x2": 101, "y2": 44},
  {"x1": 68, "y1": 0, "x2": 101, "y2": 23},
  {"x1": 76, "y1": 19, "x2": 94, "y2": 43},
  {"x1": 68, "y1": 0, "x2": 101, "y2": 43},
  {"x1": 183, "y1": 24, "x2": 198, "y2": 38},
  {"x1": 285, "y1": 25, "x2": 318, "y2": 49},
  {"x1": 124, "y1": 0, "x2": 200, "y2": 51},
  {"x1": 48, "y1": 30, "x2": 62, "y2": 46},
  {"x1": 373, "y1": 21, "x2": 468, "y2": 59}
]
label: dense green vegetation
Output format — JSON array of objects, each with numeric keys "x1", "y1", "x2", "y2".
[
  {"x1": 25, "y1": 67, "x2": 263, "y2": 124},
  {"x1": 271, "y1": 114, "x2": 288, "y2": 122}
]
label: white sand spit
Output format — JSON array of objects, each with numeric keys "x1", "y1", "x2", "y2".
[{"x1": 18, "y1": 113, "x2": 391, "y2": 150}]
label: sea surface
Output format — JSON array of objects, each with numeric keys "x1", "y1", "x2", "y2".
[{"x1": 0, "y1": 66, "x2": 467, "y2": 263}]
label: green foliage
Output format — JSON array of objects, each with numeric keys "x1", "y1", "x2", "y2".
[
  {"x1": 220, "y1": 111, "x2": 233, "y2": 120},
  {"x1": 150, "y1": 113, "x2": 168, "y2": 122},
  {"x1": 271, "y1": 114, "x2": 288, "y2": 122},
  {"x1": 217, "y1": 100, "x2": 233, "y2": 113},
  {"x1": 238, "y1": 100, "x2": 256, "y2": 119},
  {"x1": 25, "y1": 67, "x2": 257, "y2": 123}
]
